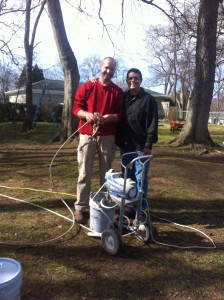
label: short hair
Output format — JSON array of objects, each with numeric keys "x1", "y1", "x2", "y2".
[
  {"x1": 102, "y1": 57, "x2": 117, "y2": 66},
  {"x1": 126, "y1": 68, "x2": 142, "y2": 81}
]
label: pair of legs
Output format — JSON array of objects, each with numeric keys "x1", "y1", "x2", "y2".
[
  {"x1": 75, "y1": 134, "x2": 116, "y2": 212},
  {"x1": 120, "y1": 149, "x2": 150, "y2": 210}
]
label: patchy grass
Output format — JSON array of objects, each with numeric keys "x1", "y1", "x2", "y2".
[
  {"x1": 158, "y1": 122, "x2": 224, "y2": 145},
  {"x1": 0, "y1": 121, "x2": 224, "y2": 300}
]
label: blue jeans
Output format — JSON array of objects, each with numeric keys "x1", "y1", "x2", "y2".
[{"x1": 120, "y1": 149, "x2": 150, "y2": 210}]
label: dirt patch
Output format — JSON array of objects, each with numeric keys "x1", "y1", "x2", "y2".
[{"x1": 1, "y1": 128, "x2": 224, "y2": 299}]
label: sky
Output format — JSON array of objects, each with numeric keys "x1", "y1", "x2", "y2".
[
  {"x1": 34, "y1": 0, "x2": 168, "y2": 91},
  {"x1": 0, "y1": 0, "x2": 168, "y2": 92}
]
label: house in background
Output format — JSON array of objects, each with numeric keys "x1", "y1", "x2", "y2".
[
  {"x1": 119, "y1": 84, "x2": 172, "y2": 119},
  {"x1": 5, "y1": 79, "x2": 173, "y2": 119},
  {"x1": 5, "y1": 79, "x2": 65, "y2": 105}
]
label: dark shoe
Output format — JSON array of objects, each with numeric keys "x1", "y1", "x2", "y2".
[
  {"x1": 124, "y1": 206, "x2": 136, "y2": 219},
  {"x1": 74, "y1": 210, "x2": 84, "y2": 224}
]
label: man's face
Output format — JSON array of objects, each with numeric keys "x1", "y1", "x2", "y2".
[
  {"x1": 100, "y1": 59, "x2": 116, "y2": 81},
  {"x1": 127, "y1": 72, "x2": 142, "y2": 90}
]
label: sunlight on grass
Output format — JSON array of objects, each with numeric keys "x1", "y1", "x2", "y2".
[{"x1": 0, "y1": 121, "x2": 224, "y2": 299}]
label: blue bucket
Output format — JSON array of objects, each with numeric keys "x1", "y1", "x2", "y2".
[
  {"x1": 89, "y1": 192, "x2": 116, "y2": 233},
  {"x1": 0, "y1": 258, "x2": 22, "y2": 300}
]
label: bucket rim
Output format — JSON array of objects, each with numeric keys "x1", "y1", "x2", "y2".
[
  {"x1": 0, "y1": 258, "x2": 22, "y2": 287},
  {"x1": 89, "y1": 192, "x2": 116, "y2": 210}
]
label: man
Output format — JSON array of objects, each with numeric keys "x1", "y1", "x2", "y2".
[
  {"x1": 73, "y1": 57, "x2": 124, "y2": 224},
  {"x1": 115, "y1": 68, "x2": 158, "y2": 216}
]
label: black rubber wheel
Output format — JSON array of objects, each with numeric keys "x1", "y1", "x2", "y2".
[{"x1": 101, "y1": 228, "x2": 122, "y2": 255}]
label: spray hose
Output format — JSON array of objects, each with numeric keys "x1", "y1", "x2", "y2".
[
  {"x1": 0, "y1": 115, "x2": 217, "y2": 250},
  {"x1": 0, "y1": 115, "x2": 102, "y2": 246}
]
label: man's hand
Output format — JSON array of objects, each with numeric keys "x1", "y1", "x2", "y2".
[{"x1": 85, "y1": 112, "x2": 97, "y2": 123}]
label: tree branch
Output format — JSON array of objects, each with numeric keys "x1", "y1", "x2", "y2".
[{"x1": 31, "y1": 0, "x2": 47, "y2": 48}]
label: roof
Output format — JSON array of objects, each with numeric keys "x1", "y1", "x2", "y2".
[
  {"x1": 5, "y1": 79, "x2": 172, "y2": 101},
  {"x1": 5, "y1": 79, "x2": 64, "y2": 95},
  {"x1": 120, "y1": 84, "x2": 172, "y2": 101},
  {"x1": 32, "y1": 79, "x2": 64, "y2": 91}
]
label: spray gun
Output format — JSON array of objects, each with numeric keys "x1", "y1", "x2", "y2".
[{"x1": 105, "y1": 169, "x2": 137, "y2": 199}]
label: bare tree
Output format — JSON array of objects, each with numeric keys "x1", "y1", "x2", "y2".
[
  {"x1": 144, "y1": 1, "x2": 197, "y2": 114},
  {"x1": 46, "y1": 0, "x2": 80, "y2": 141},
  {"x1": 79, "y1": 53, "x2": 128, "y2": 85},
  {"x1": 2, "y1": 0, "x2": 221, "y2": 150},
  {"x1": 79, "y1": 54, "x2": 101, "y2": 82},
  {"x1": 212, "y1": 65, "x2": 224, "y2": 113},
  {"x1": 0, "y1": 61, "x2": 19, "y2": 103},
  {"x1": 145, "y1": 25, "x2": 178, "y2": 95},
  {"x1": 0, "y1": 2, "x2": 25, "y2": 66},
  {"x1": 142, "y1": 0, "x2": 221, "y2": 149},
  {"x1": 43, "y1": 58, "x2": 64, "y2": 81},
  {"x1": 23, "y1": 0, "x2": 46, "y2": 132},
  {"x1": 113, "y1": 56, "x2": 129, "y2": 85},
  {"x1": 173, "y1": 0, "x2": 220, "y2": 149}
]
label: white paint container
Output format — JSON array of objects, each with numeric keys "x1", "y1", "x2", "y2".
[
  {"x1": 89, "y1": 192, "x2": 116, "y2": 233},
  {"x1": 0, "y1": 258, "x2": 22, "y2": 300}
]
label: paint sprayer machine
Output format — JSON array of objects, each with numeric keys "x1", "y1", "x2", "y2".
[
  {"x1": 105, "y1": 169, "x2": 138, "y2": 199},
  {"x1": 86, "y1": 152, "x2": 153, "y2": 255}
]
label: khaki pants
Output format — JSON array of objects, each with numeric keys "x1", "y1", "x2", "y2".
[{"x1": 75, "y1": 134, "x2": 116, "y2": 212}]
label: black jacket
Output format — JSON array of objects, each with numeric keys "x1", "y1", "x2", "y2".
[{"x1": 116, "y1": 88, "x2": 158, "y2": 150}]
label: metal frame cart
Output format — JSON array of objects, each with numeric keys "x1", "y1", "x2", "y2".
[{"x1": 86, "y1": 152, "x2": 153, "y2": 255}]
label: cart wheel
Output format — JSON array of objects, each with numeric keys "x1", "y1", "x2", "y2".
[
  {"x1": 135, "y1": 223, "x2": 150, "y2": 242},
  {"x1": 101, "y1": 228, "x2": 122, "y2": 255}
]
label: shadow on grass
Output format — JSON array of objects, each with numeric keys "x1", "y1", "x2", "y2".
[
  {"x1": 1, "y1": 196, "x2": 223, "y2": 253},
  {"x1": 2, "y1": 240, "x2": 224, "y2": 299},
  {"x1": 1, "y1": 196, "x2": 223, "y2": 227},
  {"x1": 0, "y1": 197, "x2": 74, "y2": 211}
]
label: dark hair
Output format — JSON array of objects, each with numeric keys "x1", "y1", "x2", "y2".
[{"x1": 126, "y1": 68, "x2": 142, "y2": 81}]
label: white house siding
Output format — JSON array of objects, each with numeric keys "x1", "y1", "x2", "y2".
[
  {"x1": 8, "y1": 94, "x2": 26, "y2": 104},
  {"x1": 5, "y1": 80, "x2": 173, "y2": 118}
]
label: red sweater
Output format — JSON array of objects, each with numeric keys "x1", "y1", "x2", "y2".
[{"x1": 73, "y1": 79, "x2": 124, "y2": 135}]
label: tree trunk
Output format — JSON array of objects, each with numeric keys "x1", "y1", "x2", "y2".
[
  {"x1": 23, "y1": 53, "x2": 33, "y2": 132},
  {"x1": 173, "y1": 0, "x2": 219, "y2": 150},
  {"x1": 46, "y1": 0, "x2": 80, "y2": 142},
  {"x1": 23, "y1": 0, "x2": 46, "y2": 132},
  {"x1": 23, "y1": 0, "x2": 33, "y2": 132}
]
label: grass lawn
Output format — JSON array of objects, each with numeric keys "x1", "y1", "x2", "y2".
[{"x1": 0, "y1": 121, "x2": 224, "y2": 300}]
